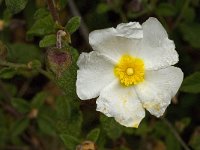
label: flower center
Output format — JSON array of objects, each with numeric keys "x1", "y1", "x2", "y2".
[
  {"x1": 126, "y1": 68, "x2": 134, "y2": 75},
  {"x1": 114, "y1": 55, "x2": 145, "y2": 86}
]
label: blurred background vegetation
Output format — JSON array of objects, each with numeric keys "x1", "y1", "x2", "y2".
[{"x1": 0, "y1": 0, "x2": 200, "y2": 150}]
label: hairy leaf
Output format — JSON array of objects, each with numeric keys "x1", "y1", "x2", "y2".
[
  {"x1": 39, "y1": 34, "x2": 56, "y2": 48},
  {"x1": 27, "y1": 15, "x2": 55, "y2": 37},
  {"x1": 65, "y1": 16, "x2": 81, "y2": 34},
  {"x1": 181, "y1": 72, "x2": 200, "y2": 93},
  {"x1": 86, "y1": 128, "x2": 100, "y2": 142},
  {"x1": 6, "y1": 0, "x2": 28, "y2": 14}
]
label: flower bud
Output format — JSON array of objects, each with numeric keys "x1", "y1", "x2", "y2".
[
  {"x1": 27, "y1": 60, "x2": 42, "y2": 69},
  {"x1": 76, "y1": 141, "x2": 97, "y2": 150},
  {"x1": 47, "y1": 48, "x2": 72, "y2": 77},
  {"x1": 28, "y1": 108, "x2": 38, "y2": 119}
]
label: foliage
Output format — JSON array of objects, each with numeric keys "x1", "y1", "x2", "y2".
[{"x1": 0, "y1": 0, "x2": 200, "y2": 150}]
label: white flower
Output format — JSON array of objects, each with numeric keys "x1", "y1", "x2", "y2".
[{"x1": 76, "y1": 17, "x2": 183, "y2": 128}]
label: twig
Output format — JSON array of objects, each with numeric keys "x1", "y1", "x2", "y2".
[
  {"x1": 0, "y1": 102, "x2": 22, "y2": 117},
  {"x1": 162, "y1": 118, "x2": 191, "y2": 150},
  {"x1": 0, "y1": 60, "x2": 53, "y2": 80},
  {"x1": 173, "y1": 0, "x2": 190, "y2": 28},
  {"x1": 68, "y1": 0, "x2": 90, "y2": 46},
  {"x1": 0, "y1": 59, "x2": 27, "y2": 69},
  {"x1": 38, "y1": 68, "x2": 54, "y2": 80},
  {"x1": 46, "y1": 0, "x2": 60, "y2": 23}
]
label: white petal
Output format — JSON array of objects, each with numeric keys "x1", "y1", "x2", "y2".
[
  {"x1": 116, "y1": 22, "x2": 143, "y2": 38},
  {"x1": 137, "y1": 17, "x2": 178, "y2": 70},
  {"x1": 135, "y1": 66, "x2": 183, "y2": 117},
  {"x1": 89, "y1": 23, "x2": 142, "y2": 62},
  {"x1": 76, "y1": 51, "x2": 115, "y2": 100},
  {"x1": 96, "y1": 80, "x2": 145, "y2": 127}
]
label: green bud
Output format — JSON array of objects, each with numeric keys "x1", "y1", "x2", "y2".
[
  {"x1": 47, "y1": 48, "x2": 72, "y2": 77},
  {"x1": 27, "y1": 60, "x2": 42, "y2": 69}
]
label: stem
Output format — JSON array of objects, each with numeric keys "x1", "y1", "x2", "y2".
[
  {"x1": 0, "y1": 60, "x2": 53, "y2": 80},
  {"x1": 119, "y1": 9, "x2": 127, "y2": 22},
  {"x1": 162, "y1": 118, "x2": 191, "y2": 150},
  {"x1": 46, "y1": 0, "x2": 60, "y2": 23},
  {"x1": 68, "y1": 0, "x2": 90, "y2": 48},
  {"x1": 38, "y1": 68, "x2": 54, "y2": 80},
  {"x1": 173, "y1": 0, "x2": 190, "y2": 28},
  {"x1": 128, "y1": 8, "x2": 149, "y2": 18},
  {"x1": 0, "y1": 59, "x2": 27, "y2": 69}
]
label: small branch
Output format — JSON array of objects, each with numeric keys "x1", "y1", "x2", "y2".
[
  {"x1": 68, "y1": 0, "x2": 90, "y2": 47},
  {"x1": 0, "y1": 102, "x2": 22, "y2": 117},
  {"x1": 46, "y1": 0, "x2": 60, "y2": 23},
  {"x1": 162, "y1": 118, "x2": 191, "y2": 150},
  {"x1": 0, "y1": 60, "x2": 53, "y2": 80},
  {"x1": 173, "y1": 0, "x2": 190, "y2": 28},
  {"x1": 0, "y1": 59, "x2": 27, "y2": 69},
  {"x1": 38, "y1": 68, "x2": 54, "y2": 80}
]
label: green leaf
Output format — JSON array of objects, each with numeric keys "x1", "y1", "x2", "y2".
[
  {"x1": 56, "y1": 107, "x2": 82, "y2": 138},
  {"x1": 27, "y1": 15, "x2": 55, "y2": 37},
  {"x1": 166, "y1": 132, "x2": 181, "y2": 150},
  {"x1": 180, "y1": 72, "x2": 200, "y2": 93},
  {"x1": 55, "y1": 96, "x2": 71, "y2": 121},
  {"x1": 96, "y1": 3, "x2": 111, "y2": 14},
  {"x1": 0, "y1": 83, "x2": 17, "y2": 100},
  {"x1": 100, "y1": 115, "x2": 122, "y2": 140},
  {"x1": 60, "y1": 134, "x2": 80, "y2": 150},
  {"x1": 6, "y1": 0, "x2": 28, "y2": 14},
  {"x1": 134, "y1": 121, "x2": 152, "y2": 136},
  {"x1": 7, "y1": 43, "x2": 42, "y2": 63},
  {"x1": 11, "y1": 98, "x2": 30, "y2": 113},
  {"x1": 39, "y1": 34, "x2": 56, "y2": 48},
  {"x1": 65, "y1": 16, "x2": 81, "y2": 34},
  {"x1": 68, "y1": 111, "x2": 83, "y2": 136},
  {"x1": 38, "y1": 114, "x2": 56, "y2": 136},
  {"x1": 156, "y1": 3, "x2": 177, "y2": 16},
  {"x1": 175, "y1": 118, "x2": 191, "y2": 133},
  {"x1": 31, "y1": 92, "x2": 48, "y2": 109},
  {"x1": 0, "y1": 68, "x2": 16, "y2": 79},
  {"x1": 3, "y1": 9, "x2": 12, "y2": 23},
  {"x1": 86, "y1": 128, "x2": 100, "y2": 142},
  {"x1": 182, "y1": 7, "x2": 195, "y2": 22},
  {"x1": 11, "y1": 118, "x2": 29, "y2": 137},
  {"x1": 59, "y1": 0, "x2": 68, "y2": 9},
  {"x1": 34, "y1": 8, "x2": 49, "y2": 20},
  {"x1": 179, "y1": 23, "x2": 200, "y2": 48},
  {"x1": 28, "y1": 59, "x2": 42, "y2": 69}
]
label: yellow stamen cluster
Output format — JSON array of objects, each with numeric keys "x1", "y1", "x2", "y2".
[{"x1": 114, "y1": 55, "x2": 145, "y2": 86}]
